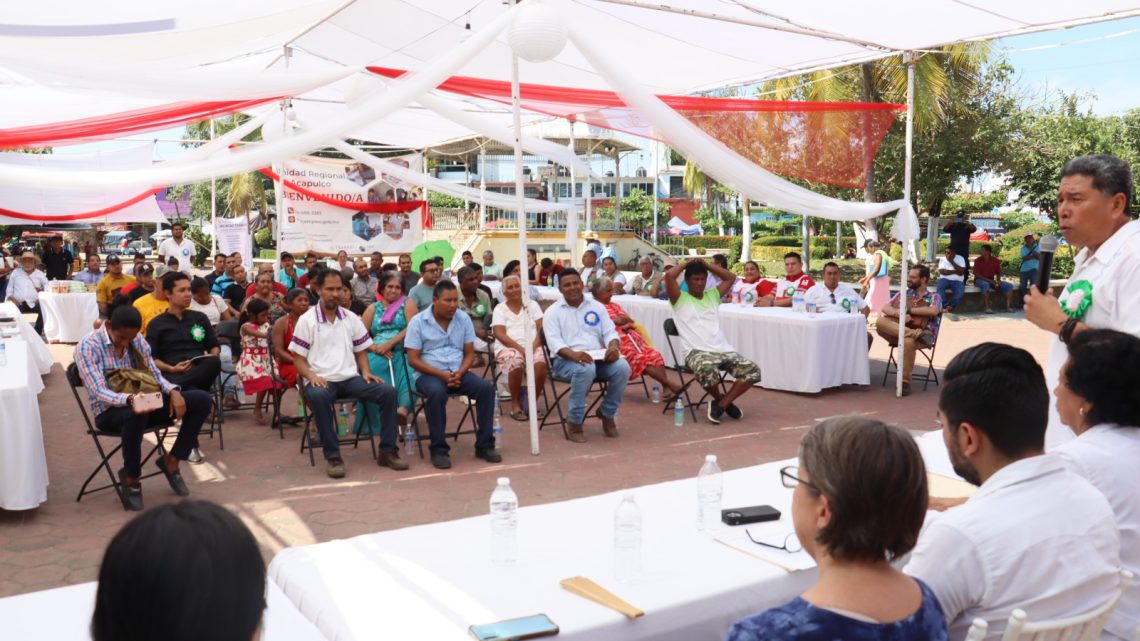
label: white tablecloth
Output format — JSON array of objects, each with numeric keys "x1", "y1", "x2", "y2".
[
  {"x1": 0, "y1": 300, "x2": 53, "y2": 374},
  {"x1": 39, "y1": 291, "x2": 98, "y2": 343},
  {"x1": 0, "y1": 340, "x2": 48, "y2": 510},
  {"x1": 612, "y1": 296, "x2": 870, "y2": 393},
  {"x1": 0, "y1": 580, "x2": 328, "y2": 641},
  {"x1": 269, "y1": 459, "x2": 815, "y2": 641}
]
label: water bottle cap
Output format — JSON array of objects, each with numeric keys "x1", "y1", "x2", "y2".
[
  {"x1": 705, "y1": 454, "x2": 717, "y2": 463},
  {"x1": 497, "y1": 477, "x2": 510, "y2": 485}
]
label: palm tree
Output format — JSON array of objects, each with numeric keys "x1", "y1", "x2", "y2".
[
  {"x1": 683, "y1": 159, "x2": 726, "y2": 234},
  {"x1": 226, "y1": 170, "x2": 269, "y2": 234}
]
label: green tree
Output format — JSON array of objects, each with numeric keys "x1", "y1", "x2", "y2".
[{"x1": 182, "y1": 115, "x2": 274, "y2": 223}]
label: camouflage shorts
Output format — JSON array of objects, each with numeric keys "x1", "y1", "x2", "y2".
[{"x1": 684, "y1": 350, "x2": 761, "y2": 389}]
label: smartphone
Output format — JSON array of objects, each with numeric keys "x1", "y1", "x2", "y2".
[
  {"x1": 132, "y1": 392, "x2": 164, "y2": 414},
  {"x1": 468, "y1": 614, "x2": 559, "y2": 641},
  {"x1": 722, "y1": 505, "x2": 781, "y2": 526}
]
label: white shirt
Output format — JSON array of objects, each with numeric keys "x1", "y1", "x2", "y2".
[
  {"x1": 157, "y1": 238, "x2": 194, "y2": 274},
  {"x1": 288, "y1": 305, "x2": 371, "y2": 383},
  {"x1": 602, "y1": 271, "x2": 627, "y2": 288},
  {"x1": 1054, "y1": 424, "x2": 1140, "y2": 640},
  {"x1": 905, "y1": 454, "x2": 1120, "y2": 641},
  {"x1": 490, "y1": 298, "x2": 544, "y2": 352},
  {"x1": 804, "y1": 282, "x2": 868, "y2": 313},
  {"x1": 190, "y1": 294, "x2": 228, "y2": 327},
  {"x1": 7, "y1": 268, "x2": 49, "y2": 307},
  {"x1": 937, "y1": 255, "x2": 967, "y2": 282},
  {"x1": 775, "y1": 273, "x2": 814, "y2": 299},
  {"x1": 1046, "y1": 221, "x2": 1140, "y2": 449},
  {"x1": 671, "y1": 288, "x2": 735, "y2": 356}
]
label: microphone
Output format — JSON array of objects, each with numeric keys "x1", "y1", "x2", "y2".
[{"x1": 1037, "y1": 234, "x2": 1058, "y2": 294}]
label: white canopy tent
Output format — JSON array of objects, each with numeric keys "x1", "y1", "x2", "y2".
[{"x1": 1, "y1": 0, "x2": 1137, "y2": 448}]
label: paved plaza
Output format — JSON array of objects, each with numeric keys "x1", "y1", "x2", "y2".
[{"x1": 0, "y1": 312, "x2": 1051, "y2": 598}]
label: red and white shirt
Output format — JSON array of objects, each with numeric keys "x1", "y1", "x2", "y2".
[{"x1": 774, "y1": 273, "x2": 816, "y2": 299}]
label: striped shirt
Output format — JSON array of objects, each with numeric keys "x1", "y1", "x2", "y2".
[
  {"x1": 74, "y1": 325, "x2": 177, "y2": 417},
  {"x1": 288, "y1": 305, "x2": 371, "y2": 383}
]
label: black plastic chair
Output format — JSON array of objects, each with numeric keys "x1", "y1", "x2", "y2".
[
  {"x1": 403, "y1": 346, "x2": 482, "y2": 459},
  {"x1": 881, "y1": 315, "x2": 943, "y2": 391},
  {"x1": 661, "y1": 318, "x2": 728, "y2": 422},
  {"x1": 297, "y1": 380, "x2": 379, "y2": 467},
  {"x1": 538, "y1": 330, "x2": 608, "y2": 440}
]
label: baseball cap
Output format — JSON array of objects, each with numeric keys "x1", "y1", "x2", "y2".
[{"x1": 107, "y1": 255, "x2": 122, "y2": 264}]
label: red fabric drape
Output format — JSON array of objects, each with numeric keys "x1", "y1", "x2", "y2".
[
  {"x1": 368, "y1": 66, "x2": 903, "y2": 188},
  {"x1": 0, "y1": 98, "x2": 277, "y2": 149},
  {"x1": 0, "y1": 189, "x2": 162, "y2": 222}
]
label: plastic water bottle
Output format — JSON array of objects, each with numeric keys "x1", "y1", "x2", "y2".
[
  {"x1": 490, "y1": 477, "x2": 519, "y2": 565},
  {"x1": 0, "y1": 341, "x2": 6, "y2": 367},
  {"x1": 296, "y1": 396, "x2": 306, "y2": 418},
  {"x1": 697, "y1": 454, "x2": 723, "y2": 531},
  {"x1": 650, "y1": 382, "x2": 662, "y2": 404},
  {"x1": 553, "y1": 274, "x2": 559, "y2": 289},
  {"x1": 613, "y1": 494, "x2": 643, "y2": 583},
  {"x1": 403, "y1": 423, "x2": 417, "y2": 457},
  {"x1": 337, "y1": 405, "x2": 349, "y2": 437},
  {"x1": 493, "y1": 398, "x2": 504, "y2": 449},
  {"x1": 674, "y1": 397, "x2": 685, "y2": 427}
]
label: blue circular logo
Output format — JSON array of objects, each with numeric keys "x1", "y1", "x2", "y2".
[{"x1": 583, "y1": 311, "x2": 601, "y2": 327}]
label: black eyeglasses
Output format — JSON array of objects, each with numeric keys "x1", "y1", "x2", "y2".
[
  {"x1": 746, "y1": 530, "x2": 803, "y2": 553},
  {"x1": 780, "y1": 466, "x2": 819, "y2": 492},
  {"x1": 829, "y1": 293, "x2": 836, "y2": 304}
]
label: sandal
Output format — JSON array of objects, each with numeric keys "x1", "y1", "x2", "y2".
[{"x1": 509, "y1": 409, "x2": 529, "y2": 422}]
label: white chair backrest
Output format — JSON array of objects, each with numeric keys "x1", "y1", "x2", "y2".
[{"x1": 966, "y1": 570, "x2": 1133, "y2": 641}]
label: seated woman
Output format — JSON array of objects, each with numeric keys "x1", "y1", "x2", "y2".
[
  {"x1": 242, "y1": 270, "x2": 286, "y2": 323},
  {"x1": 271, "y1": 288, "x2": 310, "y2": 422},
  {"x1": 726, "y1": 416, "x2": 945, "y2": 641},
  {"x1": 591, "y1": 277, "x2": 683, "y2": 400},
  {"x1": 526, "y1": 248, "x2": 541, "y2": 285},
  {"x1": 356, "y1": 273, "x2": 418, "y2": 432},
  {"x1": 190, "y1": 276, "x2": 233, "y2": 327},
  {"x1": 600, "y1": 256, "x2": 627, "y2": 294},
  {"x1": 502, "y1": 259, "x2": 542, "y2": 302},
  {"x1": 491, "y1": 275, "x2": 549, "y2": 421},
  {"x1": 92, "y1": 500, "x2": 266, "y2": 641},
  {"x1": 732, "y1": 261, "x2": 777, "y2": 307}
]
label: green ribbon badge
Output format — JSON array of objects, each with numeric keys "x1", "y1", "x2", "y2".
[
  {"x1": 1060, "y1": 280, "x2": 1093, "y2": 320},
  {"x1": 784, "y1": 286, "x2": 796, "y2": 297},
  {"x1": 841, "y1": 298, "x2": 853, "y2": 311},
  {"x1": 190, "y1": 323, "x2": 207, "y2": 342},
  {"x1": 474, "y1": 303, "x2": 487, "y2": 316}
]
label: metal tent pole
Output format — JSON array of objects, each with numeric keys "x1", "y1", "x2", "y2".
[
  {"x1": 897, "y1": 53, "x2": 915, "y2": 399},
  {"x1": 210, "y1": 118, "x2": 218, "y2": 256},
  {"x1": 651, "y1": 140, "x2": 659, "y2": 246}
]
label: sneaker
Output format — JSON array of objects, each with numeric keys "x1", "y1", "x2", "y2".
[
  {"x1": 431, "y1": 452, "x2": 452, "y2": 469},
  {"x1": 326, "y1": 458, "x2": 346, "y2": 479},
  {"x1": 707, "y1": 403, "x2": 725, "y2": 425},
  {"x1": 476, "y1": 448, "x2": 503, "y2": 463},
  {"x1": 724, "y1": 403, "x2": 743, "y2": 420},
  {"x1": 376, "y1": 451, "x2": 409, "y2": 471},
  {"x1": 187, "y1": 448, "x2": 204, "y2": 464}
]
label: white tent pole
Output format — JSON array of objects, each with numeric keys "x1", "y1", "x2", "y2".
[
  {"x1": 271, "y1": 47, "x2": 291, "y2": 271},
  {"x1": 741, "y1": 195, "x2": 751, "y2": 264},
  {"x1": 422, "y1": 147, "x2": 430, "y2": 211},
  {"x1": 585, "y1": 142, "x2": 593, "y2": 232},
  {"x1": 651, "y1": 139, "x2": 659, "y2": 246},
  {"x1": 568, "y1": 119, "x2": 578, "y2": 249},
  {"x1": 510, "y1": 32, "x2": 540, "y2": 457},
  {"x1": 479, "y1": 148, "x2": 487, "y2": 231},
  {"x1": 897, "y1": 53, "x2": 915, "y2": 399},
  {"x1": 801, "y1": 215, "x2": 810, "y2": 272},
  {"x1": 210, "y1": 118, "x2": 217, "y2": 256}
]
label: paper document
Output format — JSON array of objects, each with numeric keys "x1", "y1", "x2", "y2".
[
  {"x1": 586, "y1": 349, "x2": 608, "y2": 361},
  {"x1": 927, "y1": 472, "x2": 976, "y2": 499},
  {"x1": 714, "y1": 529, "x2": 816, "y2": 572}
]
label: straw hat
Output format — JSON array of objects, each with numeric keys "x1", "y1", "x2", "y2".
[{"x1": 19, "y1": 250, "x2": 36, "y2": 262}]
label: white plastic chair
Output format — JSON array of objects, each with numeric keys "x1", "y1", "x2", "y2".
[{"x1": 963, "y1": 570, "x2": 1133, "y2": 641}]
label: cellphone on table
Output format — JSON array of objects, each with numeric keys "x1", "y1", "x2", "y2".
[
  {"x1": 722, "y1": 505, "x2": 781, "y2": 526},
  {"x1": 131, "y1": 392, "x2": 164, "y2": 414},
  {"x1": 468, "y1": 614, "x2": 560, "y2": 641}
]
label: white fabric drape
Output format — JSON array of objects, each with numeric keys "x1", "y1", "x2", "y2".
[{"x1": 565, "y1": 12, "x2": 920, "y2": 241}]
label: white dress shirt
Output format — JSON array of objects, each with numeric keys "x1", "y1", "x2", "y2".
[
  {"x1": 543, "y1": 298, "x2": 618, "y2": 355},
  {"x1": 803, "y1": 282, "x2": 868, "y2": 313},
  {"x1": 937, "y1": 255, "x2": 967, "y2": 282},
  {"x1": 905, "y1": 454, "x2": 1120, "y2": 641},
  {"x1": 7, "y1": 268, "x2": 49, "y2": 307},
  {"x1": 157, "y1": 238, "x2": 194, "y2": 273},
  {"x1": 1054, "y1": 424, "x2": 1140, "y2": 640},
  {"x1": 1045, "y1": 221, "x2": 1140, "y2": 449}
]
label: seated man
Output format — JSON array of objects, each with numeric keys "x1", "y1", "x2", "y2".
[
  {"x1": 536, "y1": 257, "x2": 564, "y2": 287},
  {"x1": 408, "y1": 258, "x2": 442, "y2": 311},
  {"x1": 209, "y1": 254, "x2": 238, "y2": 297},
  {"x1": 874, "y1": 265, "x2": 942, "y2": 396},
  {"x1": 397, "y1": 254, "x2": 420, "y2": 293},
  {"x1": 973, "y1": 244, "x2": 1014, "y2": 313},
  {"x1": 543, "y1": 268, "x2": 630, "y2": 442},
  {"x1": 125, "y1": 252, "x2": 147, "y2": 276},
  {"x1": 296, "y1": 253, "x2": 320, "y2": 289},
  {"x1": 935, "y1": 246, "x2": 967, "y2": 313},
  {"x1": 351, "y1": 258, "x2": 378, "y2": 306},
  {"x1": 481, "y1": 250, "x2": 503, "y2": 281},
  {"x1": 406, "y1": 281, "x2": 501, "y2": 469},
  {"x1": 289, "y1": 269, "x2": 404, "y2": 478},
  {"x1": 74, "y1": 300, "x2": 210, "y2": 510},
  {"x1": 6, "y1": 250, "x2": 49, "y2": 334},
  {"x1": 369, "y1": 251, "x2": 385, "y2": 277},
  {"x1": 132, "y1": 268, "x2": 169, "y2": 335},
  {"x1": 628, "y1": 255, "x2": 664, "y2": 298},
  {"x1": 804, "y1": 262, "x2": 870, "y2": 315},
  {"x1": 906, "y1": 343, "x2": 1120, "y2": 640},
  {"x1": 664, "y1": 259, "x2": 761, "y2": 424},
  {"x1": 773, "y1": 252, "x2": 816, "y2": 307},
  {"x1": 460, "y1": 250, "x2": 474, "y2": 266},
  {"x1": 74, "y1": 254, "x2": 104, "y2": 287},
  {"x1": 96, "y1": 255, "x2": 134, "y2": 317},
  {"x1": 122, "y1": 263, "x2": 155, "y2": 302},
  {"x1": 457, "y1": 265, "x2": 494, "y2": 351},
  {"x1": 204, "y1": 253, "x2": 228, "y2": 289},
  {"x1": 578, "y1": 249, "x2": 603, "y2": 287}
]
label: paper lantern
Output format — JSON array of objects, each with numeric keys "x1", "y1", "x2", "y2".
[{"x1": 507, "y1": 1, "x2": 567, "y2": 63}]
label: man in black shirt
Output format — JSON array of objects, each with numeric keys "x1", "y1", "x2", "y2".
[
  {"x1": 203, "y1": 253, "x2": 228, "y2": 288},
  {"x1": 145, "y1": 272, "x2": 222, "y2": 393},
  {"x1": 942, "y1": 210, "x2": 977, "y2": 279},
  {"x1": 42, "y1": 235, "x2": 73, "y2": 281},
  {"x1": 126, "y1": 264, "x2": 156, "y2": 302}
]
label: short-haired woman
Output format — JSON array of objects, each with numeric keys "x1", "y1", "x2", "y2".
[
  {"x1": 726, "y1": 416, "x2": 947, "y2": 641},
  {"x1": 1052, "y1": 328, "x2": 1140, "y2": 640},
  {"x1": 491, "y1": 275, "x2": 548, "y2": 421}
]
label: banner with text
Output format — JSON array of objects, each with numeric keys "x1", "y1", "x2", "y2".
[
  {"x1": 278, "y1": 154, "x2": 423, "y2": 256},
  {"x1": 215, "y1": 217, "x2": 253, "y2": 270}
]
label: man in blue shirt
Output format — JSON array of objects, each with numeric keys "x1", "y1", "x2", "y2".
[
  {"x1": 406, "y1": 280, "x2": 501, "y2": 469},
  {"x1": 543, "y1": 268, "x2": 629, "y2": 443},
  {"x1": 74, "y1": 254, "x2": 104, "y2": 286},
  {"x1": 1018, "y1": 233, "x2": 1040, "y2": 306}
]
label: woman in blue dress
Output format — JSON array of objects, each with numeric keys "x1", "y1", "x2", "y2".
[
  {"x1": 726, "y1": 416, "x2": 948, "y2": 641},
  {"x1": 355, "y1": 273, "x2": 418, "y2": 433}
]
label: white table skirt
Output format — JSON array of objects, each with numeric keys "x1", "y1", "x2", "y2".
[
  {"x1": 0, "y1": 580, "x2": 328, "y2": 641},
  {"x1": 269, "y1": 458, "x2": 815, "y2": 641},
  {"x1": 612, "y1": 296, "x2": 870, "y2": 393},
  {"x1": 0, "y1": 301, "x2": 53, "y2": 374},
  {"x1": 0, "y1": 340, "x2": 48, "y2": 510},
  {"x1": 39, "y1": 292, "x2": 98, "y2": 343}
]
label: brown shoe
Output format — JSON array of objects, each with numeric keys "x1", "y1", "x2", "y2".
[
  {"x1": 597, "y1": 411, "x2": 619, "y2": 438},
  {"x1": 326, "y1": 458, "x2": 346, "y2": 479},
  {"x1": 566, "y1": 422, "x2": 587, "y2": 443},
  {"x1": 377, "y1": 451, "x2": 409, "y2": 471}
]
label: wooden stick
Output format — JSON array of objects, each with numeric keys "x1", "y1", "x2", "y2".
[{"x1": 560, "y1": 576, "x2": 645, "y2": 619}]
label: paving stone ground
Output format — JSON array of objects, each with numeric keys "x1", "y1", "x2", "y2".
[{"x1": 0, "y1": 311, "x2": 1051, "y2": 597}]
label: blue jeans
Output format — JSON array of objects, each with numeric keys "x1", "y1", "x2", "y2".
[
  {"x1": 552, "y1": 357, "x2": 630, "y2": 424},
  {"x1": 303, "y1": 376, "x2": 398, "y2": 460},
  {"x1": 414, "y1": 372, "x2": 495, "y2": 455},
  {"x1": 936, "y1": 278, "x2": 964, "y2": 311},
  {"x1": 1019, "y1": 270, "x2": 1038, "y2": 299}
]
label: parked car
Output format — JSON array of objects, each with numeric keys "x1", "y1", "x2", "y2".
[{"x1": 106, "y1": 239, "x2": 152, "y2": 257}]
